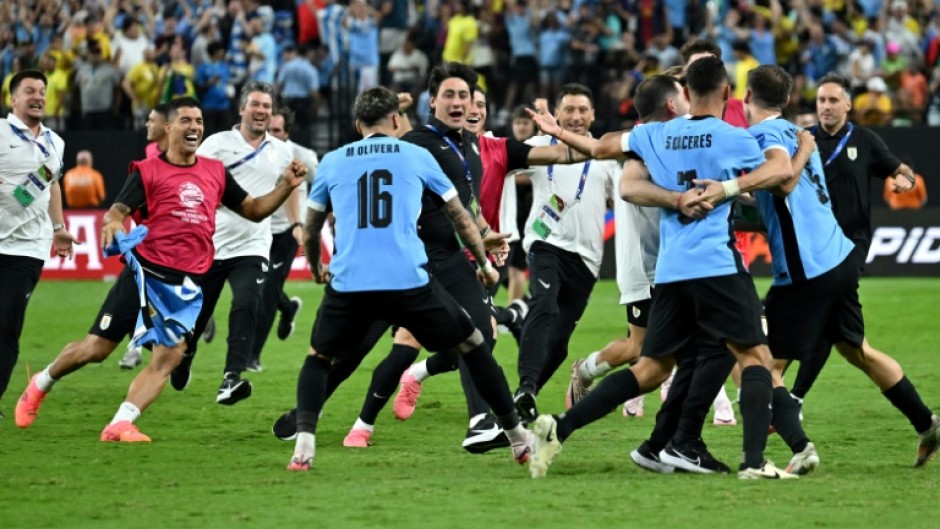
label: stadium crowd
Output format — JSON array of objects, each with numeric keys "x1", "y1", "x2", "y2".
[{"x1": 4, "y1": 0, "x2": 940, "y2": 133}]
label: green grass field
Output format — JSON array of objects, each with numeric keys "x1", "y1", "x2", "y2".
[{"x1": 2, "y1": 278, "x2": 939, "y2": 529}]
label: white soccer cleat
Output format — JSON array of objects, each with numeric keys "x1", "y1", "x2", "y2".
[
  {"x1": 738, "y1": 460, "x2": 799, "y2": 480},
  {"x1": 529, "y1": 415, "x2": 563, "y2": 478},
  {"x1": 786, "y1": 442, "x2": 820, "y2": 475},
  {"x1": 914, "y1": 414, "x2": 940, "y2": 468}
]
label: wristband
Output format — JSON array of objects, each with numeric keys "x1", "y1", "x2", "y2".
[
  {"x1": 480, "y1": 225, "x2": 491, "y2": 238},
  {"x1": 721, "y1": 179, "x2": 741, "y2": 198},
  {"x1": 291, "y1": 222, "x2": 303, "y2": 230},
  {"x1": 53, "y1": 222, "x2": 65, "y2": 232},
  {"x1": 478, "y1": 260, "x2": 492, "y2": 273}
]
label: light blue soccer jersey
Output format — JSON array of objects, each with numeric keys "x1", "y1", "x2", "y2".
[
  {"x1": 749, "y1": 118, "x2": 854, "y2": 286},
  {"x1": 308, "y1": 134, "x2": 457, "y2": 292},
  {"x1": 628, "y1": 116, "x2": 764, "y2": 283}
]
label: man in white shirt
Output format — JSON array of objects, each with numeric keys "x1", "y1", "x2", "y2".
[
  {"x1": 248, "y1": 106, "x2": 319, "y2": 370},
  {"x1": 513, "y1": 84, "x2": 619, "y2": 421},
  {"x1": 172, "y1": 81, "x2": 294, "y2": 404},
  {"x1": 0, "y1": 70, "x2": 77, "y2": 416}
]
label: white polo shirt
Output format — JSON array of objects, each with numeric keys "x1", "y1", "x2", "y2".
[
  {"x1": 269, "y1": 139, "x2": 319, "y2": 234},
  {"x1": 0, "y1": 114, "x2": 65, "y2": 261},
  {"x1": 522, "y1": 134, "x2": 618, "y2": 276},
  {"x1": 197, "y1": 128, "x2": 293, "y2": 260}
]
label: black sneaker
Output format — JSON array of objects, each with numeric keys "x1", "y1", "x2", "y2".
[
  {"x1": 506, "y1": 299, "x2": 529, "y2": 344},
  {"x1": 216, "y1": 373, "x2": 253, "y2": 405},
  {"x1": 461, "y1": 414, "x2": 511, "y2": 454},
  {"x1": 272, "y1": 408, "x2": 298, "y2": 441},
  {"x1": 630, "y1": 441, "x2": 675, "y2": 474},
  {"x1": 171, "y1": 352, "x2": 195, "y2": 391},
  {"x1": 202, "y1": 315, "x2": 216, "y2": 344},
  {"x1": 277, "y1": 297, "x2": 303, "y2": 340},
  {"x1": 658, "y1": 439, "x2": 731, "y2": 474},
  {"x1": 513, "y1": 390, "x2": 538, "y2": 424}
]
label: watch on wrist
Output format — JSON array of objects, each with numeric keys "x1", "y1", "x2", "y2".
[{"x1": 53, "y1": 223, "x2": 65, "y2": 232}]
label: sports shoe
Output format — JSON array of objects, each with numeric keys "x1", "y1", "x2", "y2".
[
  {"x1": 245, "y1": 359, "x2": 263, "y2": 373},
  {"x1": 392, "y1": 371, "x2": 422, "y2": 421},
  {"x1": 529, "y1": 415, "x2": 562, "y2": 477},
  {"x1": 287, "y1": 457, "x2": 311, "y2": 471},
  {"x1": 462, "y1": 414, "x2": 510, "y2": 454},
  {"x1": 343, "y1": 428, "x2": 373, "y2": 448},
  {"x1": 623, "y1": 395, "x2": 645, "y2": 417},
  {"x1": 660, "y1": 370, "x2": 675, "y2": 402},
  {"x1": 786, "y1": 442, "x2": 820, "y2": 475},
  {"x1": 713, "y1": 397, "x2": 737, "y2": 426},
  {"x1": 216, "y1": 373, "x2": 253, "y2": 405},
  {"x1": 565, "y1": 359, "x2": 592, "y2": 409},
  {"x1": 15, "y1": 375, "x2": 48, "y2": 429},
  {"x1": 277, "y1": 297, "x2": 303, "y2": 340},
  {"x1": 512, "y1": 429, "x2": 536, "y2": 465},
  {"x1": 272, "y1": 408, "x2": 298, "y2": 441},
  {"x1": 914, "y1": 414, "x2": 940, "y2": 467},
  {"x1": 738, "y1": 460, "x2": 799, "y2": 480},
  {"x1": 100, "y1": 421, "x2": 151, "y2": 442},
  {"x1": 630, "y1": 441, "x2": 675, "y2": 474},
  {"x1": 170, "y1": 352, "x2": 195, "y2": 391},
  {"x1": 659, "y1": 439, "x2": 731, "y2": 474},
  {"x1": 514, "y1": 390, "x2": 538, "y2": 424},
  {"x1": 202, "y1": 315, "x2": 216, "y2": 344},
  {"x1": 506, "y1": 299, "x2": 528, "y2": 343},
  {"x1": 118, "y1": 345, "x2": 143, "y2": 370}
]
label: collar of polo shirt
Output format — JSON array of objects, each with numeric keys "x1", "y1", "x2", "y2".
[{"x1": 7, "y1": 112, "x2": 52, "y2": 138}]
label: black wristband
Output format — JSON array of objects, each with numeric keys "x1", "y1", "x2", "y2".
[{"x1": 291, "y1": 222, "x2": 303, "y2": 230}]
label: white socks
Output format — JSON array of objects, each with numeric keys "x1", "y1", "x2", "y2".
[
  {"x1": 110, "y1": 402, "x2": 141, "y2": 425},
  {"x1": 579, "y1": 351, "x2": 611, "y2": 380},
  {"x1": 352, "y1": 418, "x2": 375, "y2": 432},
  {"x1": 506, "y1": 424, "x2": 528, "y2": 445},
  {"x1": 408, "y1": 360, "x2": 430, "y2": 382},
  {"x1": 35, "y1": 366, "x2": 57, "y2": 392},
  {"x1": 294, "y1": 432, "x2": 316, "y2": 460}
]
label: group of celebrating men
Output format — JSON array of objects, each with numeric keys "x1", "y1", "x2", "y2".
[{"x1": 2, "y1": 36, "x2": 938, "y2": 478}]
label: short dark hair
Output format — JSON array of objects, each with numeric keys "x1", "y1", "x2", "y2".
[
  {"x1": 511, "y1": 105, "x2": 532, "y2": 121},
  {"x1": 680, "y1": 39, "x2": 722, "y2": 64},
  {"x1": 167, "y1": 97, "x2": 202, "y2": 120},
  {"x1": 207, "y1": 41, "x2": 225, "y2": 57},
  {"x1": 274, "y1": 105, "x2": 296, "y2": 133},
  {"x1": 685, "y1": 56, "x2": 728, "y2": 97},
  {"x1": 427, "y1": 62, "x2": 478, "y2": 98},
  {"x1": 10, "y1": 69, "x2": 46, "y2": 94},
  {"x1": 240, "y1": 80, "x2": 277, "y2": 110},
  {"x1": 634, "y1": 75, "x2": 680, "y2": 122},
  {"x1": 731, "y1": 40, "x2": 751, "y2": 55},
  {"x1": 121, "y1": 17, "x2": 138, "y2": 33},
  {"x1": 817, "y1": 73, "x2": 852, "y2": 97},
  {"x1": 554, "y1": 83, "x2": 593, "y2": 108},
  {"x1": 152, "y1": 102, "x2": 171, "y2": 118},
  {"x1": 747, "y1": 65, "x2": 792, "y2": 110},
  {"x1": 355, "y1": 87, "x2": 400, "y2": 127}
]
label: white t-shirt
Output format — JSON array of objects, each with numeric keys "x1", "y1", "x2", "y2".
[
  {"x1": 0, "y1": 114, "x2": 65, "y2": 261},
  {"x1": 269, "y1": 139, "x2": 319, "y2": 234},
  {"x1": 197, "y1": 128, "x2": 293, "y2": 260},
  {"x1": 502, "y1": 168, "x2": 531, "y2": 243},
  {"x1": 611, "y1": 168, "x2": 659, "y2": 305},
  {"x1": 112, "y1": 33, "x2": 152, "y2": 76},
  {"x1": 522, "y1": 134, "x2": 618, "y2": 276}
]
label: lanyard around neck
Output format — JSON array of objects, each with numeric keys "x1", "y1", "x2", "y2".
[
  {"x1": 547, "y1": 136, "x2": 591, "y2": 202},
  {"x1": 812, "y1": 122, "x2": 854, "y2": 168},
  {"x1": 226, "y1": 139, "x2": 270, "y2": 171}
]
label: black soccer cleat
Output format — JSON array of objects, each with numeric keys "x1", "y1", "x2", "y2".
[
  {"x1": 658, "y1": 439, "x2": 731, "y2": 474},
  {"x1": 171, "y1": 352, "x2": 195, "y2": 391},
  {"x1": 216, "y1": 373, "x2": 253, "y2": 405},
  {"x1": 462, "y1": 414, "x2": 511, "y2": 454},
  {"x1": 277, "y1": 297, "x2": 303, "y2": 340},
  {"x1": 202, "y1": 315, "x2": 216, "y2": 344},
  {"x1": 272, "y1": 408, "x2": 299, "y2": 441},
  {"x1": 513, "y1": 390, "x2": 538, "y2": 425}
]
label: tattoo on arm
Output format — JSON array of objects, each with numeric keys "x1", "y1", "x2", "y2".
[
  {"x1": 442, "y1": 198, "x2": 487, "y2": 264},
  {"x1": 303, "y1": 209, "x2": 327, "y2": 266}
]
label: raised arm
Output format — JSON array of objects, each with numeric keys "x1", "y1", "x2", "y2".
[{"x1": 234, "y1": 160, "x2": 307, "y2": 221}]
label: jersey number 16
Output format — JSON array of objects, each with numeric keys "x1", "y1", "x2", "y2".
[{"x1": 357, "y1": 170, "x2": 393, "y2": 229}]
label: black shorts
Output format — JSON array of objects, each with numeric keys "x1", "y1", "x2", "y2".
[
  {"x1": 89, "y1": 266, "x2": 140, "y2": 343},
  {"x1": 310, "y1": 281, "x2": 476, "y2": 356},
  {"x1": 641, "y1": 273, "x2": 767, "y2": 358},
  {"x1": 509, "y1": 240, "x2": 527, "y2": 270},
  {"x1": 626, "y1": 298, "x2": 652, "y2": 328},
  {"x1": 764, "y1": 253, "x2": 865, "y2": 361}
]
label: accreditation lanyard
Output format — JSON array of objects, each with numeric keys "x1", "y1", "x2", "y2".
[
  {"x1": 424, "y1": 124, "x2": 477, "y2": 204},
  {"x1": 10, "y1": 124, "x2": 60, "y2": 170},
  {"x1": 816, "y1": 123, "x2": 854, "y2": 168},
  {"x1": 547, "y1": 137, "x2": 591, "y2": 202},
  {"x1": 226, "y1": 139, "x2": 270, "y2": 171}
]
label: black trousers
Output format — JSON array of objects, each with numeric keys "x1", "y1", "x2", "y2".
[
  {"x1": 0, "y1": 254, "x2": 44, "y2": 402},
  {"x1": 187, "y1": 256, "x2": 268, "y2": 375},
  {"x1": 251, "y1": 230, "x2": 298, "y2": 362},
  {"x1": 517, "y1": 241, "x2": 597, "y2": 393}
]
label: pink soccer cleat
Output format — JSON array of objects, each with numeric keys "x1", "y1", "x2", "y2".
[
  {"x1": 623, "y1": 395, "x2": 645, "y2": 417},
  {"x1": 392, "y1": 370, "x2": 423, "y2": 421},
  {"x1": 287, "y1": 457, "x2": 311, "y2": 471},
  {"x1": 15, "y1": 375, "x2": 48, "y2": 429},
  {"x1": 343, "y1": 428, "x2": 373, "y2": 448},
  {"x1": 100, "y1": 421, "x2": 152, "y2": 442}
]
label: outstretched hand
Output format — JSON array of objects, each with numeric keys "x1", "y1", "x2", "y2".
[{"x1": 526, "y1": 99, "x2": 562, "y2": 138}]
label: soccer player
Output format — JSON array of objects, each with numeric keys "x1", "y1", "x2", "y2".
[
  {"x1": 15, "y1": 97, "x2": 307, "y2": 440},
  {"x1": 172, "y1": 81, "x2": 296, "y2": 405},
  {"x1": 527, "y1": 57, "x2": 795, "y2": 479},
  {"x1": 247, "y1": 106, "x2": 318, "y2": 370},
  {"x1": 789, "y1": 73, "x2": 918, "y2": 411},
  {"x1": 734, "y1": 65, "x2": 940, "y2": 470},
  {"x1": 287, "y1": 87, "x2": 534, "y2": 471},
  {"x1": 0, "y1": 69, "x2": 76, "y2": 417}
]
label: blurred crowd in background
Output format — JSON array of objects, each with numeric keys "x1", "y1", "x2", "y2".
[{"x1": 4, "y1": 0, "x2": 940, "y2": 134}]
